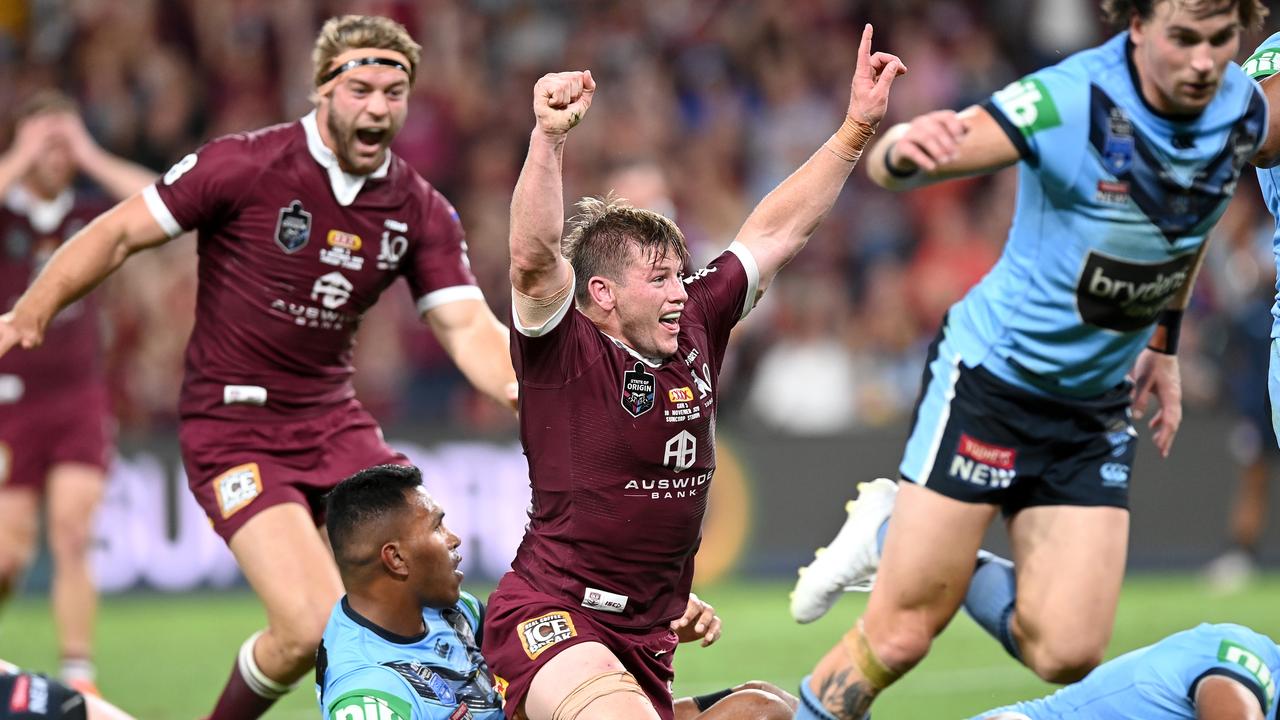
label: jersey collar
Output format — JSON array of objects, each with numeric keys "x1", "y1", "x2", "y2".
[
  {"x1": 301, "y1": 110, "x2": 392, "y2": 207},
  {"x1": 341, "y1": 596, "x2": 428, "y2": 645},
  {"x1": 5, "y1": 185, "x2": 74, "y2": 234}
]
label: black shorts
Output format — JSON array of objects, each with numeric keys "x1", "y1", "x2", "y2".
[
  {"x1": 899, "y1": 328, "x2": 1136, "y2": 516},
  {"x1": 0, "y1": 673, "x2": 86, "y2": 720}
]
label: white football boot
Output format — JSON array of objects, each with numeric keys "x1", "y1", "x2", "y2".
[{"x1": 789, "y1": 477, "x2": 898, "y2": 623}]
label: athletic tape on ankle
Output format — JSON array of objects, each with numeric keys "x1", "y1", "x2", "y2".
[
  {"x1": 842, "y1": 620, "x2": 899, "y2": 691},
  {"x1": 824, "y1": 116, "x2": 876, "y2": 163},
  {"x1": 238, "y1": 630, "x2": 297, "y2": 699},
  {"x1": 552, "y1": 670, "x2": 647, "y2": 720}
]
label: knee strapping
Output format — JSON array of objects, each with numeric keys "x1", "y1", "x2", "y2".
[
  {"x1": 551, "y1": 670, "x2": 647, "y2": 720},
  {"x1": 842, "y1": 620, "x2": 902, "y2": 691}
]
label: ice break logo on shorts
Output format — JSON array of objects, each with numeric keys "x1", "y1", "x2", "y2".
[
  {"x1": 328, "y1": 689, "x2": 412, "y2": 720},
  {"x1": 518, "y1": 611, "x2": 577, "y2": 660},
  {"x1": 622, "y1": 362, "x2": 656, "y2": 417},
  {"x1": 949, "y1": 433, "x2": 1016, "y2": 488},
  {"x1": 1219, "y1": 640, "x2": 1277, "y2": 711},
  {"x1": 275, "y1": 199, "x2": 312, "y2": 253},
  {"x1": 993, "y1": 77, "x2": 1061, "y2": 136},
  {"x1": 215, "y1": 462, "x2": 262, "y2": 519},
  {"x1": 1076, "y1": 250, "x2": 1196, "y2": 332}
]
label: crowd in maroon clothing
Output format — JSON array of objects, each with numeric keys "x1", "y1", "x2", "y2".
[{"x1": 0, "y1": 0, "x2": 1270, "y2": 434}]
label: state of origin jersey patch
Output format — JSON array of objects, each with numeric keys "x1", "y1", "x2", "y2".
[{"x1": 621, "y1": 362, "x2": 656, "y2": 417}]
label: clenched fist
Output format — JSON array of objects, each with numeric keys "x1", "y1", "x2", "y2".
[{"x1": 532, "y1": 70, "x2": 596, "y2": 137}]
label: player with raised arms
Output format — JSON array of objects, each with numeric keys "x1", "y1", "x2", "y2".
[
  {"x1": 787, "y1": 1, "x2": 1269, "y2": 719},
  {"x1": 0, "y1": 15, "x2": 515, "y2": 719},
  {"x1": 483, "y1": 23, "x2": 903, "y2": 720}
]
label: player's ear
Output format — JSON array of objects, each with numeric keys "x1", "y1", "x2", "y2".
[
  {"x1": 380, "y1": 541, "x2": 409, "y2": 578},
  {"x1": 587, "y1": 276, "x2": 616, "y2": 312}
]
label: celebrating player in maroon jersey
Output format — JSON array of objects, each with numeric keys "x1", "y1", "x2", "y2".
[
  {"x1": 481, "y1": 25, "x2": 904, "y2": 720},
  {"x1": 0, "y1": 16, "x2": 515, "y2": 720},
  {"x1": 0, "y1": 91, "x2": 156, "y2": 696}
]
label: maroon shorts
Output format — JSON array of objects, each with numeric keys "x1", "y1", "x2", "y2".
[
  {"x1": 180, "y1": 398, "x2": 405, "y2": 543},
  {"x1": 482, "y1": 572, "x2": 679, "y2": 720},
  {"x1": 0, "y1": 385, "x2": 113, "y2": 493}
]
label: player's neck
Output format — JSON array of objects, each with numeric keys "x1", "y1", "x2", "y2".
[{"x1": 344, "y1": 591, "x2": 426, "y2": 640}]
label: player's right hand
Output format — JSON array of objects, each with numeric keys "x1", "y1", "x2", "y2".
[
  {"x1": 532, "y1": 70, "x2": 596, "y2": 137},
  {"x1": 888, "y1": 109, "x2": 969, "y2": 174},
  {"x1": 0, "y1": 312, "x2": 41, "y2": 359},
  {"x1": 4, "y1": 114, "x2": 57, "y2": 174}
]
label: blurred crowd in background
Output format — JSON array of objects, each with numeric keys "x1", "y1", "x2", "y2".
[{"x1": 0, "y1": 0, "x2": 1275, "y2": 442}]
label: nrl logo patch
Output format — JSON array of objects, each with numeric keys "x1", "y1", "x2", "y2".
[
  {"x1": 621, "y1": 362, "x2": 656, "y2": 417},
  {"x1": 275, "y1": 200, "x2": 312, "y2": 253}
]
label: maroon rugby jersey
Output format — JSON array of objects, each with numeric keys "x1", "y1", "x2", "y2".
[
  {"x1": 510, "y1": 244, "x2": 759, "y2": 630},
  {"x1": 143, "y1": 112, "x2": 480, "y2": 420},
  {"x1": 0, "y1": 188, "x2": 106, "y2": 400}
]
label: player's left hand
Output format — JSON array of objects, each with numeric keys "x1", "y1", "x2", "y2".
[
  {"x1": 1130, "y1": 348, "x2": 1182, "y2": 458},
  {"x1": 847, "y1": 24, "x2": 907, "y2": 129},
  {"x1": 670, "y1": 592, "x2": 721, "y2": 647}
]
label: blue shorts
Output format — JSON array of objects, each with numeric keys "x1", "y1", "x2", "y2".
[{"x1": 899, "y1": 325, "x2": 1135, "y2": 515}]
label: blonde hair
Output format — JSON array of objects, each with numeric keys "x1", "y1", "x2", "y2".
[
  {"x1": 312, "y1": 15, "x2": 422, "y2": 87},
  {"x1": 562, "y1": 195, "x2": 689, "y2": 306}
]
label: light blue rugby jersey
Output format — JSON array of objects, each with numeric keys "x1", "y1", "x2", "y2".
[
  {"x1": 317, "y1": 591, "x2": 504, "y2": 720},
  {"x1": 950, "y1": 31, "x2": 1266, "y2": 397},
  {"x1": 1245, "y1": 33, "x2": 1280, "y2": 338},
  {"x1": 972, "y1": 623, "x2": 1280, "y2": 719}
]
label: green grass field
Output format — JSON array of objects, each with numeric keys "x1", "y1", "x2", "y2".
[{"x1": 1, "y1": 574, "x2": 1275, "y2": 718}]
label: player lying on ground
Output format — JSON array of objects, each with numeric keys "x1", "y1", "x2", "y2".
[
  {"x1": 787, "y1": 1, "x2": 1270, "y2": 719},
  {"x1": 317, "y1": 464, "x2": 797, "y2": 720},
  {"x1": 974, "y1": 623, "x2": 1280, "y2": 720}
]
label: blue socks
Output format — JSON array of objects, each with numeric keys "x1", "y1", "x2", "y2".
[{"x1": 962, "y1": 549, "x2": 1022, "y2": 661}]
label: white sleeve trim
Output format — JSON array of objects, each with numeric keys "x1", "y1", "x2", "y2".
[
  {"x1": 142, "y1": 185, "x2": 184, "y2": 238},
  {"x1": 512, "y1": 274, "x2": 576, "y2": 338},
  {"x1": 416, "y1": 285, "x2": 485, "y2": 314},
  {"x1": 727, "y1": 241, "x2": 761, "y2": 321}
]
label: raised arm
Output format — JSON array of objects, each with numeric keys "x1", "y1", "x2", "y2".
[
  {"x1": 864, "y1": 105, "x2": 1021, "y2": 191},
  {"x1": 0, "y1": 193, "x2": 170, "y2": 355},
  {"x1": 55, "y1": 112, "x2": 157, "y2": 200},
  {"x1": 0, "y1": 114, "x2": 57, "y2": 198},
  {"x1": 509, "y1": 70, "x2": 595, "y2": 303},
  {"x1": 733, "y1": 24, "x2": 904, "y2": 294}
]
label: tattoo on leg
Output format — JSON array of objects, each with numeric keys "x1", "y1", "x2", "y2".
[{"x1": 816, "y1": 668, "x2": 875, "y2": 719}]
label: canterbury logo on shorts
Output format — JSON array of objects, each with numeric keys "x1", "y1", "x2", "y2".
[
  {"x1": 215, "y1": 462, "x2": 263, "y2": 518},
  {"x1": 518, "y1": 611, "x2": 577, "y2": 660}
]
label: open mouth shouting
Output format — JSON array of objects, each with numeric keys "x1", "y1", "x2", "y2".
[{"x1": 659, "y1": 310, "x2": 681, "y2": 334}]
